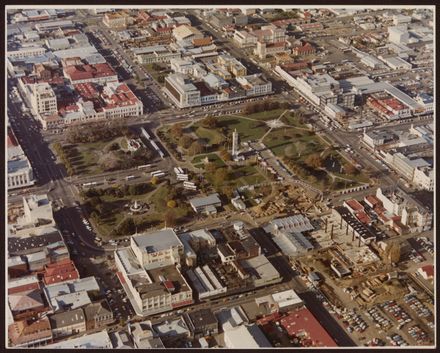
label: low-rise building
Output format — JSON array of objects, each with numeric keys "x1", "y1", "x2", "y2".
[
  {"x1": 7, "y1": 128, "x2": 35, "y2": 190},
  {"x1": 8, "y1": 317, "x2": 53, "y2": 348},
  {"x1": 45, "y1": 330, "x2": 113, "y2": 349},
  {"x1": 238, "y1": 255, "x2": 282, "y2": 287},
  {"x1": 115, "y1": 232, "x2": 193, "y2": 316},
  {"x1": 133, "y1": 45, "x2": 181, "y2": 64},
  {"x1": 255, "y1": 289, "x2": 303, "y2": 314},
  {"x1": 183, "y1": 308, "x2": 219, "y2": 338},
  {"x1": 224, "y1": 323, "x2": 272, "y2": 348},
  {"x1": 49, "y1": 308, "x2": 86, "y2": 338},
  {"x1": 43, "y1": 259, "x2": 80, "y2": 285},
  {"x1": 189, "y1": 193, "x2": 222, "y2": 214},
  {"x1": 83, "y1": 300, "x2": 114, "y2": 330}
]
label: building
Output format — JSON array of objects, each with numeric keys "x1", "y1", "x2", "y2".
[
  {"x1": 16, "y1": 194, "x2": 54, "y2": 230},
  {"x1": 133, "y1": 45, "x2": 181, "y2": 64},
  {"x1": 164, "y1": 73, "x2": 201, "y2": 108},
  {"x1": 183, "y1": 308, "x2": 219, "y2": 338},
  {"x1": 189, "y1": 193, "x2": 222, "y2": 214},
  {"x1": 265, "y1": 215, "x2": 314, "y2": 234},
  {"x1": 186, "y1": 265, "x2": 227, "y2": 299},
  {"x1": 172, "y1": 25, "x2": 204, "y2": 42},
  {"x1": 7, "y1": 46, "x2": 46, "y2": 60},
  {"x1": 280, "y1": 307, "x2": 337, "y2": 347},
  {"x1": 388, "y1": 26, "x2": 410, "y2": 45},
  {"x1": 29, "y1": 82, "x2": 58, "y2": 115},
  {"x1": 417, "y1": 265, "x2": 434, "y2": 281},
  {"x1": 292, "y1": 42, "x2": 316, "y2": 56},
  {"x1": 130, "y1": 322, "x2": 165, "y2": 349},
  {"x1": 49, "y1": 308, "x2": 86, "y2": 338},
  {"x1": 103, "y1": 12, "x2": 129, "y2": 29},
  {"x1": 115, "y1": 232, "x2": 193, "y2": 316},
  {"x1": 63, "y1": 63, "x2": 118, "y2": 85},
  {"x1": 7, "y1": 128, "x2": 34, "y2": 190},
  {"x1": 8, "y1": 317, "x2": 53, "y2": 348},
  {"x1": 129, "y1": 229, "x2": 184, "y2": 270},
  {"x1": 238, "y1": 255, "x2": 282, "y2": 287},
  {"x1": 224, "y1": 324, "x2": 272, "y2": 348},
  {"x1": 43, "y1": 276, "x2": 100, "y2": 312},
  {"x1": 376, "y1": 188, "x2": 432, "y2": 232},
  {"x1": 83, "y1": 300, "x2": 114, "y2": 330},
  {"x1": 255, "y1": 289, "x2": 303, "y2": 314},
  {"x1": 42, "y1": 259, "x2": 80, "y2": 285},
  {"x1": 45, "y1": 330, "x2": 113, "y2": 349},
  {"x1": 235, "y1": 74, "x2": 272, "y2": 96}
]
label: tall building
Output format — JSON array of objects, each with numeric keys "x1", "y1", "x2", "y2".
[
  {"x1": 232, "y1": 129, "x2": 239, "y2": 157},
  {"x1": 29, "y1": 82, "x2": 57, "y2": 115}
]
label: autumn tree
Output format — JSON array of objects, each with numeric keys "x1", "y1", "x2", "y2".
[
  {"x1": 179, "y1": 135, "x2": 193, "y2": 149},
  {"x1": 164, "y1": 210, "x2": 177, "y2": 227},
  {"x1": 188, "y1": 141, "x2": 203, "y2": 156},
  {"x1": 344, "y1": 163, "x2": 358, "y2": 175},
  {"x1": 201, "y1": 116, "x2": 218, "y2": 129},
  {"x1": 304, "y1": 153, "x2": 323, "y2": 169}
]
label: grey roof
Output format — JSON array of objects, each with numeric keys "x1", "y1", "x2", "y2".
[
  {"x1": 189, "y1": 193, "x2": 221, "y2": 208},
  {"x1": 132, "y1": 229, "x2": 183, "y2": 253},
  {"x1": 8, "y1": 230, "x2": 62, "y2": 255},
  {"x1": 49, "y1": 308, "x2": 85, "y2": 328},
  {"x1": 185, "y1": 308, "x2": 218, "y2": 330}
]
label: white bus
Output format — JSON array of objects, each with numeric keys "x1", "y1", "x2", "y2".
[
  {"x1": 138, "y1": 164, "x2": 152, "y2": 170},
  {"x1": 83, "y1": 182, "x2": 98, "y2": 187},
  {"x1": 125, "y1": 175, "x2": 135, "y2": 181},
  {"x1": 150, "y1": 170, "x2": 164, "y2": 177}
]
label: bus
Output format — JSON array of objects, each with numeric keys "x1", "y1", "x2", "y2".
[
  {"x1": 125, "y1": 175, "x2": 135, "y2": 181},
  {"x1": 83, "y1": 182, "x2": 97, "y2": 187},
  {"x1": 137, "y1": 164, "x2": 152, "y2": 170}
]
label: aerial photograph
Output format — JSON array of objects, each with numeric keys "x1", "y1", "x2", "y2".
[{"x1": 5, "y1": 5, "x2": 435, "y2": 349}]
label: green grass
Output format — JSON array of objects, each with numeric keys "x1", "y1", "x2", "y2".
[
  {"x1": 264, "y1": 127, "x2": 325, "y2": 159},
  {"x1": 194, "y1": 126, "x2": 225, "y2": 145},
  {"x1": 232, "y1": 165, "x2": 266, "y2": 187},
  {"x1": 192, "y1": 153, "x2": 226, "y2": 167},
  {"x1": 218, "y1": 117, "x2": 269, "y2": 141},
  {"x1": 244, "y1": 109, "x2": 286, "y2": 121},
  {"x1": 280, "y1": 112, "x2": 307, "y2": 128}
]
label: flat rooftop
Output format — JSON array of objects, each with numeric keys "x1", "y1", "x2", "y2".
[{"x1": 132, "y1": 229, "x2": 182, "y2": 254}]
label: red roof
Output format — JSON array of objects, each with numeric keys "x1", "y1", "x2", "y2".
[
  {"x1": 7, "y1": 130, "x2": 19, "y2": 148},
  {"x1": 8, "y1": 281, "x2": 40, "y2": 295},
  {"x1": 420, "y1": 265, "x2": 434, "y2": 278},
  {"x1": 345, "y1": 199, "x2": 364, "y2": 212},
  {"x1": 65, "y1": 63, "x2": 116, "y2": 82},
  {"x1": 365, "y1": 195, "x2": 381, "y2": 207},
  {"x1": 356, "y1": 211, "x2": 371, "y2": 225},
  {"x1": 280, "y1": 308, "x2": 337, "y2": 347},
  {"x1": 43, "y1": 259, "x2": 79, "y2": 285}
]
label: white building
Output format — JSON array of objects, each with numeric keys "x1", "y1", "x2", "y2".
[
  {"x1": 164, "y1": 73, "x2": 201, "y2": 108},
  {"x1": 7, "y1": 130, "x2": 34, "y2": 190},
  {"x1": 115, "y1": 229, "x2": 193, "y2": 316},
  {"x1": 235, "y1": 74, "x2": 272, "y2": 96},
  {"x1": 29, "y1": 82, "x2": 58, "y2": 115},
  {"x1": 133, "y1": 45, "x2": 181, "y2": 64},
  {"x1": 388, "y1": 26, "x2": 410, "y2": 45},
  {"x1": 376, "y1": 188, "x2": 432, "y2": 232},
  {"x1": 45, "y1": 330, "x2": 112, "y2": 349},
  {"x1": 7, "y1": 46, "x2": 46, "y2": 60},
  {"x1": 224, "y1": 324, "x2": 272, "y2": 348}
]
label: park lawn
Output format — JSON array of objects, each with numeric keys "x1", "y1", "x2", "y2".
[
  {"x1": 231, "y1": 165, "x2": 266, "y2": 187},
  {"x1": 322, "y1": 150, "x2": 371, "y2": 184},
  {"x1": 264, "y1": 127, "x2": 326, "y2": 159},
  {"x1": 280, "y1": 112, "x2": 308, "y2": 128},
  {"x1": 218, "y1": 116, "x2": 269, "y2": 141},
  {"x1": 192, "y1": 153, "x2": 226, "y2": 167},
  {"x1": 244, "y1": 109, "x2": 286, "y2": 121},
  {"x1": 66, "y1": 139, "x2": 123, "y2": 175},
  {"x1": 194, "y1": 126, "x2": 225, "y2": 145}
]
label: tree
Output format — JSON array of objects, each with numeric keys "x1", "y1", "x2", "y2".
[
  {"x1": 89, "y1": 196, "x2": 102, "y2": 208},
  {"x1": 179, "y1": 135, "x2": 193, "y2": 149},
  {"x1": 284, "y1": 145, "x2": 296, "y2": 159},
  {"x1": 167, "y1": 200, "x2": 177, "y2": 208},
  {"x1": 384, "y1": 241, "x2": 401, "y2": 264},
  {"x1": 305, "y1": 153, "x2": 323, "y2": 169},
  {"x1": 157, "y1": 75, "x2": 165, "y2": 83},
  {"x1": 117, "y1": 217, "x2": 136, "y2": 235},
  {"x1": 219, "y1": 149, "x2": 231, "y2": 162},
  {"x1": 213, "y1": 167, "x2": 230, "y2": 187},
  {"x1": 151, "y1": 176, "x2": 159, "y2": 185},
  {"x1": 344, "y1": 163, "x2": 358, "y2": 175},
  {"x1": 170, "y1": 124, "x2": 183, "y2": 139},
  {"x1": 201, "y1": 116, "x2": 217, "y2": 129},
  {"x1": 164, "y1": 210, "x2": 177, "y2": 227},
  {"x1": 108, "y1": 142, "x2": 120, "y2": 151},
  {"x1": 188, "y1": 141, "x2": 203, "y2": 156}
]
